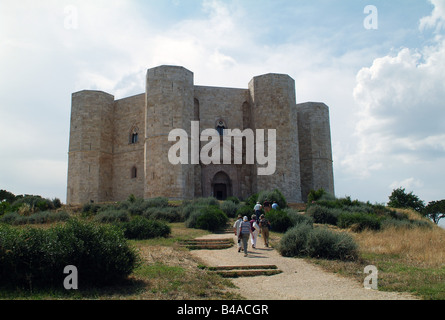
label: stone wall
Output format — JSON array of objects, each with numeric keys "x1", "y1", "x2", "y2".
[
  {"x1": 248, "y1": 74, "x2": 302, "y2": 203},
  {"x1": 112, "y1": 93, "x2": 145, "y2": 201},
  {"x1": 67, "y1": 90, "x2": 114, "y2": 204},
  {"x1": 296, "y1": 102, "x2": 335, "y2": 201},
  {"x1": 66, "y1": 66, "x2": 335, "y2": 205}
]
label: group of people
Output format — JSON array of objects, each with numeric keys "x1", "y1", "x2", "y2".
[{"x1": 233, "y1": 199, "x2": 277, "y2": 257}]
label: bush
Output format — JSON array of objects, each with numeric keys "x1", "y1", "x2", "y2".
[
  {"x1": 306, "y1": 227, "x2": 358, "y2": 260},
  {"x1": 266, "y1": 209, "x2": 293, "y2": 233},
  {"x1": 0, "y1": 219, "x2": 139, "y2": 289},
  {"x1": 119, "y1": 216, "x2": 171, "y2": 240},
  {"x1": 81, "y1": 202, "x2": 101, "y2": 216},
  {"x1": 243, "y1": 193, "x2": 258, "y2": 209},
  {"x1": 220, "y1": 200, "x2": 239, "y2": 218},
  {"x1": 93, "y1": 209, "x2": 130, "y2": 223},
  {"x1": 186, "y1": 206, "x2": 228, "y2": 232},
  {"x1": 11, "y1": 195, "x2": 55, "y2": 213},
  {"x1": 337, "y1": 212, "x2": 381, "y2": 231},
  {"x1": 143, "y1": 207, "x2": 183, "y2": 222},
  {"x1": 226, "y1": 196, "x2": 240, "y2": 204},
  {"x1": 284, "y1": 208, "x2": 314, "y2": 227},
  {"x1": 306, "y1": 205, "x2": 340, "y2": 225},
  {"x1": 237, "y1": 205, "x2": 255, "y2": 218},
  {"x1": 278, "y1": 223, "x2": 313, "y2": 257},
  {"x1": 0, "y1": 211, "x2": 70, "y2": 225},
  {"x1": 278, "y1": 224, "x2": 358, "y2": 261}
]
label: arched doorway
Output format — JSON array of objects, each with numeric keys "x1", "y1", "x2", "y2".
[{"x1": 212, "y1": 171, "x2": 232, "y2": 200}]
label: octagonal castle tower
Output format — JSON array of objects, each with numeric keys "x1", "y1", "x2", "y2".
[{"x1": 67, "y1": 65, "x2": 334, "y2": 204}]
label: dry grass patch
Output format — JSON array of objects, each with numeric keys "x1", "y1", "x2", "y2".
[
  {"x1": 354, "y1": 226, "x2": 445, "y2": 268},
  {"x1": 311, "y1": 223, "x2": 445, "y2": 300}
]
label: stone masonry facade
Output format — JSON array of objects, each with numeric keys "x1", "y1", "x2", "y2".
[{"x1": 66, "y1": 65, "x2": 334, "y2": 205}]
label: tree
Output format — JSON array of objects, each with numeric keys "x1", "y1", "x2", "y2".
[
  {"x1": 387, "y1": 187, "x2": 425, "y2": 212},
  {"x1": 423, "y1": 200, "x2": 445, "y2": 225},
  {"x1": 0, "y1": 189, "x2": 16, "y2": 203}
]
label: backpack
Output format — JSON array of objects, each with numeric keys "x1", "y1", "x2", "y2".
[{"x1": 250, "y1": 220, "x2": 259, "y2": 232}]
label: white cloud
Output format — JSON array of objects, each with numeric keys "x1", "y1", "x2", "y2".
[
  {"x1": 337, "y1": 1, "x2": 445, "y2": 203},
  {"x1": 419, "y1": 0, "x2": 445, "y2": 32},
  {"x1": 390, "y1": 178, "x2": 424, "y2": 191}
]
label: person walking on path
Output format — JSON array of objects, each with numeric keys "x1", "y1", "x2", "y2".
[
  {"x1": 253, "y1": 201, "x2": 262, "y2": 217},
  {"x1": 263, "y1": 199, "x2": 271, "y2": 213},
  {"x1": 233, "y1": 214, "x2": 243, "y2": 252},
  {"x1": 259, "y1": 214, "x2": 271, "y2": 247},
  {"x1": 240, "y1": 216, "x2": 253, "y2": 256},
  {"x1": 272, "y1": 201, "x2": 279, "y2": 210},
  {"x1": 250, "y1": 214, "x2": 260, "y2": 249}
]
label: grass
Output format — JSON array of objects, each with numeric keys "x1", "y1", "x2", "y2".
[
  {"x1": 0, "y1": 222, "x2": 241, "y2": 300},
  {"x1": 1, "y1": 204, "x2": 444, "y2": 300},
  {"x1": 307, "y1": 215, "x2": 445, "y2": 300}
]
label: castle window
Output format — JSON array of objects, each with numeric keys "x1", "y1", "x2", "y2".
[
  {"x1": 131, "y1": 133, "x2": 139, "y2": 144},
  {"x1": 130, "y1": 127, "x2": 139, "y2": 144},
  {"x1": 131, "y1": 166, "x2": 137, "y2": 179}
]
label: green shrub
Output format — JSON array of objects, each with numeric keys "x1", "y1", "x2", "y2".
[
  {"x1": 192, "y1": 197, "x2": 220, "y2": 207},
  {"x1": 284, "y1": 208, "x2": 314, "y2": 227},
  {"x1": 94, "y1": 209, "x2": 130, "y2": 223},
  {"x1": 306, "y1": 205, "x2": 340, "y2": 225},
  {"x1": 143, "y1": 207, "x2": 183, "y2": 222},
  {"x1": 226, "y1": 196, "x2": 240, "y2": 204},
  {"x1": 220, "y1": 200, "x2": 239, "y2": 218},
  {"x1": 0, "y1": 219, "x2": 139, "y2": 289},
  {"x1": 278, "y1": 223, "x2": 313, "y2": 257},
  {"x1": 236, "y1": 205, "x2": 255, "y2": 218},
  {"x1": 81, "y1": 202, "x2": 101, "y2": 216},
  {"x1": 306, "y1": 227, "x2": 358, "y2": 260},
  {"x1": 145, "y1": 197, "x2": 169, "y2": 208},
  {"x1": 0, "y1": 211, "x2": 70, "y2": 225},
  {"x1": 119, "y1": 216, "x2": 171, "y2": 240},
  {"x1": 186, "y1": 206, "x2": 228, "y2": 232},
  {"x1": 337, "y1": 212, "x2": 381, "y2": 231},
  {"x1": 11, "y1": 195, "x2": 55, "y2": 213},
  {"x1": 278, "y1": 224, "x2": 358, "y2": 261},
  {"x1": 266, "y1": 209, "x2": 293, "y2": 232}
]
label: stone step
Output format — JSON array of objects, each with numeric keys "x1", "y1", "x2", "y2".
[
  {"x1": 203, "y1": 264, "x2": 282, "y2": 278},
  {"x1": 215, "y1": 269, "x2": 283, "y2": 278},
  {"x1": 181, "y1": 239, "x2": 233, "y2": 243},
  {"x1": 179, "y1": 238, "x2": 234, "y2": 250},
  {"x1": 208, "y1": 265, "x2": 279, "y2": 271}
]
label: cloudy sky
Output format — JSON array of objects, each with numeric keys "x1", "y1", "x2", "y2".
[{"x1": 1, "y1": 0, "x2": 444, "y2": 212}]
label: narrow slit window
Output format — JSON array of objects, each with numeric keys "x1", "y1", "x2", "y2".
[
  {"x1": 131, "y1": 132, "x2": 138, "y2": 144},
  {"x1": 131, "y1": 166, "x2": 137, "y2": 179}
]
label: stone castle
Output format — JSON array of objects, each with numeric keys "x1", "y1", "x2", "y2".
[{"x1": 67, "y1": 65, "x2": 334, "y2": 205}]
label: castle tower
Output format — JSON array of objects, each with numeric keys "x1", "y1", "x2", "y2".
[
  {"x1": 296, "y1": 102, "x2": 335, "y2": 201},
  {"x1": 66, "y1": 90, "x2": 114, "y2": 204},
  {"x1": 144, "y1": 66, "x2": 195, "y2": 199},
  {"x1": 248, "y1": 73, "x2": 303, "y2": 203}
]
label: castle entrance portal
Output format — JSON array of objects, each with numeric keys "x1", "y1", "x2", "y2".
[{"x1": 212, "y1": 171, "x2": 232, "y2": 200}]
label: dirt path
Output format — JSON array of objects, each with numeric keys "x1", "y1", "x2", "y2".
[{"x1": 190, "y1": 232, "x2": 418, "y2": 300}]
